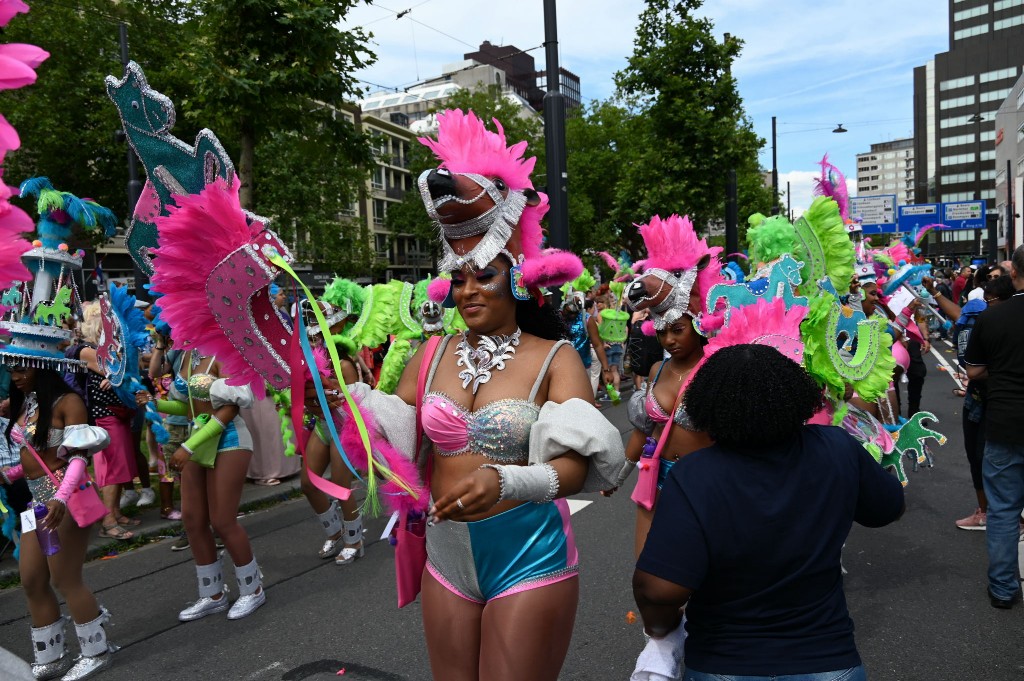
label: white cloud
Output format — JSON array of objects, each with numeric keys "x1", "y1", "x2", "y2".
[{"x1": 779, "y1": 169, "x2": 857, "y2": 219}]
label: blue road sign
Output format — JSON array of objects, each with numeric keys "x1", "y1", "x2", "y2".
[
  {"x1": 898, "y1": 203, "x2": 941, "y2": 233},
  {"x1": 942, "y1": 201, "x2": 986, "y2": 230},
  {"x1": 851, "y1": 194, "x2": 897, "y2": 234}
]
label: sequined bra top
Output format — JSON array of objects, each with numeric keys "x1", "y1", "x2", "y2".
[
  {"x1": 420, "y1": 337, "x2": 569, "y2": 463},
  {"x1": 644, "y1": 362, "x2": 695, "y2": 431}
]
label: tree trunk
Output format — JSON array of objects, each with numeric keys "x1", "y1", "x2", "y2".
[{"x1": 238, "y1": 118, "x2": 256, "y2": 210}]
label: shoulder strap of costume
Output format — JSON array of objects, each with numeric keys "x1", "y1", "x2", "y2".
[
  {"x1": 423, "y1": 334, "x2": 453, "y2": 394},
  {"x1": 528, "y1": 340, "x2": 570, "y2": 402},
  {"x1": 415, "y1": 335, "x2": 442, "y2": 463}
]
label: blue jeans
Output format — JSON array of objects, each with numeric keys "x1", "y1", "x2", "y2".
[
  {"x1": 982, "y1": 440, "x2": 1024, "y2": 600},
  {"x1": 683, "y1": 666, "x2": 865, "y2": 681}
]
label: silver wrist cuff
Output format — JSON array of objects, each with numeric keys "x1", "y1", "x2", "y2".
[
  {"x1": 481, "y1": 463, "x2": 559, "y2": 503},
  {"x1": 614, "y1": 458, "x2": 638, "y2": 487}
]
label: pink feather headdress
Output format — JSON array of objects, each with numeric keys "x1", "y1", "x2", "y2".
[
  {"x1": 625, "y1": 214, "x2": 725, "y2": 333},
  {"x1": 687, "y1": 298, "x2": 808, "y2": 386},
  {"x1": 419, "y1": 109, "x2": 581, "y2": 303},
  {"x1": 813, "y1": 154, "x2": 850, "y2": 221}
]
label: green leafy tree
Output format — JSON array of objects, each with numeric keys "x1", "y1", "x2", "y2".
[
  {"x1": 565, "y1": 100, "x2": 639, "y2": 255},
  {"x1": 384, "y1": 84, "x2": 545, "y2": 263},
  {"x1": 613, "y1": 0, "x2": 774, "y2": 236},
  {"x1": 2, "y1": 0, "x2": 195, "y2": 245}
]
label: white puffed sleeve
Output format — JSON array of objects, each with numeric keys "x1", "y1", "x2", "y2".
[
  {"x1": 345, "y1": 383, "x2": 418, "y2": 460},
  {"x1": 529, "y1": 398, "x2": 626, "y2": 493},
  {"x1": 57, "y1": 424, "x2": 111, "y2": 461},
  {"x1": 627, "y1": 389, "x2": 656, "y2": 436},
  {"x1": 210, "y1": 380, "x2": 255, "y2": 410}
]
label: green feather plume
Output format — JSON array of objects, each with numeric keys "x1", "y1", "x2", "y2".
[
  {"x1": 323, "y1": 278, "x2": 366, "y2": 317},
  {"x1": 377, "y1": 338, "x2": 412, "y2": 394},
  {"x1": 793, "y1": 196, "x2": 855, "y2": 296},
  {"x1": 747, "y1": 214, "x2": 802, "y2": 266},
  {"x1": 560, "y1": 269, "x2": 596, "y2": 297}
]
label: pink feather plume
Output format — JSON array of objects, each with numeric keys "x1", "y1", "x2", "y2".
[
  {"x1": 641, "y1": 320, "x2": 656, "y2": 336},
  {"x1": 885, "y1": 242, "x2": 914, "y2": 266},
  {"x1": 337, "y1": 401, "x2": 427, "y2": 516},
  {"x1": 427, "y1": 277, "x2": 450, "y2": 303},
  {"x1": 150, "y1": 178, "x2": 268, "y2": 397},
  {"x1": 636, "y1": 214, "x2": 726, "y2": 317},
  {"x1": 597, "y1": 251, "x2": 620, "y2": 273},
  {"x1": 419, "y1": 109, "x2": 535, "y2": 192},
  {"x1": 422, "y1": 109, "x2": 581, "y2": 290},
  {"x1": 813, "y1": 154, "x2": 850, "y2": 221},
  {"x1": 687, "y1": 298, "x2": 808, "y2": 387}
]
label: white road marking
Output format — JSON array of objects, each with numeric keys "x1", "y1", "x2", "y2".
[
  {"x1": 943, "y1": 339, "x2": 953, "y2": 348},
  {"x1": 247, "y1": 661, "x2": 283, "y2": 679},
  {"x1": 930, "y1": 346, "x2": 964, "y2": 390},
  {"x1": 567, "y1": 499, "x2": 593, "y2": 515}
]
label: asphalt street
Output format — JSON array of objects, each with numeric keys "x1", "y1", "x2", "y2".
[{"x1": 1, "y1": 341, "x2": 1022, "y2": 680}]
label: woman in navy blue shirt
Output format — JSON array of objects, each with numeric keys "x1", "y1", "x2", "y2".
[{"x1": 633, "y1": 344, "x2": 905, "y2": 681}]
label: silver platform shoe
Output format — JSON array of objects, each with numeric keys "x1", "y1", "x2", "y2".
[
  {"x1": 30, "y1": 616, "x2": 75, "y2": 680},
  {"x1": 335, "y1": 514, "x2": 365, "y2": 566},
  {"x1": 227, "y1": 557, "x2": 265, "y2": 620},
  {"x1": 62, "y1": 607, "x2": 117, "y2": 681},
  {"x1": 317, "y1": 501, "x2": 343, "y2": 559},
  {"x1": 179, "y1": 561, "x2": 229, "y2": 622}
]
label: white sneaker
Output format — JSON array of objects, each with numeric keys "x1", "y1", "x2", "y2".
[
  {"x1": 118, "y1": 489, "x2": 140, "y2": 510},
  {"x1": 136, "y1": 487, "x2": 156, "y2": 507}
]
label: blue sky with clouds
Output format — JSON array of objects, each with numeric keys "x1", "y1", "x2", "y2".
[{"x1": 343, "y1": 0, "x2": 950, "y2": 214}]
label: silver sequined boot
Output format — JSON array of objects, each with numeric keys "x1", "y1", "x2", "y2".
[
  {"x1": 317, "y1": 501, "x2": 343, "y2": 559},
  {"x1": 178, "y1": 561, "x2": 229, "y2": 622},
  {"x1": 227, "y1": 557, "x2": 265, "y2": 620},
  {"x1": 61, "y1": 607, "x2": 116, "y2": 680},
  {"x1": 29, "y1": 616, "x2": 74, "y2": 680}
]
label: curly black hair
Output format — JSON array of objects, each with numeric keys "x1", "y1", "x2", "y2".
[
  {"x1": 517, "y1": 299, "x2": 569, "y2": 341},
  {"x1": 684, "y1": 344, "x2": 820, "y2": 449},
  {"x1": 984, "y1": 274, "x2": 1015, "y2": 301}
]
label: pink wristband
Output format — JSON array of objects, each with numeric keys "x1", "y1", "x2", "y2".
[
  {"x1": 1, "y1": 464, "x2": 23, "y2": 484},
  {"x1": 53, "y1": 457, "x2": 86, "y2": 504}
]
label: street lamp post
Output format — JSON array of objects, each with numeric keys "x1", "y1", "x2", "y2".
[{"x1": 771, "y1": 116, "x2": 778, "y2": 215}]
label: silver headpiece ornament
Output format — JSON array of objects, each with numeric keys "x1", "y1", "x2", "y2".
[{"x1": 417, "y1": 168, "x2": 528, "y2": 272}]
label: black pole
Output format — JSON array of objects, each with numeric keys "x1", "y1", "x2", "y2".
[
  {"x1": 543, "y1": 0, "x2": 569, "y2": 255},
  {"x1": 987, "y1": 213, "x2": 998, "y2": 263},
  {"x1": 1007, "y1": 159, "x2": 1014, "y2": 261},
  {"x1": 770, "y1": 116, "x2": 779, "y2": 215},
  {"x1": 725, "y1": 169, "x2": 738, "y2": 260},
  {"x1": 119, "y1": 23, "x2": 149, "y2": 300},
  {"x1": 786, "y1": 180, "x2": 792, "y2": 221}
]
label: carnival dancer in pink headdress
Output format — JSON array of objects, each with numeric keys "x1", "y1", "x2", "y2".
[
  {"x1": 610, "y1": 214, "x2": 724, "y2": 558},
  {"x1": 314, "y1": 109, "x2": 626, "y2": 680}
]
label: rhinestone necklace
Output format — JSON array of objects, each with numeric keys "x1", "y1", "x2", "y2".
[{"x1": 455, "y1": 328, "x2": 522, "y2": 394}]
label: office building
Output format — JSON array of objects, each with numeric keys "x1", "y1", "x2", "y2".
[
  {"x1": 994, "y1": 73, "x2": 1024, "y2": 259},
  {"x1": 912, "y1": 0, "x2": 1024, "y2": 256},
  {"x1": 856, "y1": 138, "x2": 915, "y2": 207}
]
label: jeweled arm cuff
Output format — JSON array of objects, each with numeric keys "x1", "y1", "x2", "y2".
[
  {"x1": 480, "y1": 463, "x2": 559, "y2": 503},
  {"x1": 1, "y1": 464, "x2": 24, "y2": 484}
]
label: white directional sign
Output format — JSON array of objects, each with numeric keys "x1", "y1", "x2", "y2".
[{"x1": 851, "y1": 195, "x2": 897, "y2": 233}]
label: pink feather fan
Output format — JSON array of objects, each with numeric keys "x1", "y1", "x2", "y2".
[
  {"x1": 150, "y1": 178, "x2": 270, "y2": 396},
  {"x1": 637, "y1": 214, "x2": 725, "y2": 317}
]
